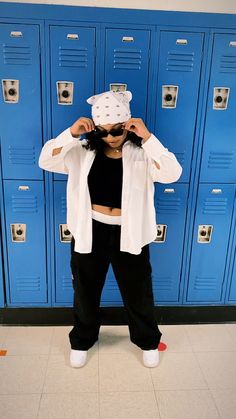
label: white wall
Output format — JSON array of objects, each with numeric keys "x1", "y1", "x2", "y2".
[{"x1": 0, "y1": 0, "x2": 236, "y2": 14}]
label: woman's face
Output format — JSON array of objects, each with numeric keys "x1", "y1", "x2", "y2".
[{"x1": 96, "y1": 122, "x2": 127, "y2": 149}]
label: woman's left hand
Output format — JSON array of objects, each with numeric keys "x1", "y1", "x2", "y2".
[{"x1": 123, "y1": 118, "x2": 151, "y2": 142}]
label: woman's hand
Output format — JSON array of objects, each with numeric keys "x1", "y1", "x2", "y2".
[
  {"x1": 124, "y1": 118, "x2": 151, "y2": 142},
  {"x1": 70, "y1": 117, "x2": 95, "y2": 137}
]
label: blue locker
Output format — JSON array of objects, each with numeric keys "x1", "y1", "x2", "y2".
[
  {"x1": 0, "y1": 240, "x2": 5, "y2": 307},
  {"x1": 186, "y1": 184, "x2": 235, "y2": 303},
  {"x1": 228, "y1": 250, "x2": 236, "y2": 302},
  {"x1": 53, "y1": 181, "x2": 73, "y2": 304},
  {"x1": 49, "y1": 25, "x2": 96, "y2": 181},
  {"x1": 0, "y1": 23, "x2": 43, "y2": 180},
  {"x1": 150, "y1": 183, "x2": 188, "y2": 303},
  {"x1": 104, "y1": 28, "x2": 150, "y2": 119},
  {"x1": 200, "y1": 34, "x2": 236, "y2": 183},
  {"x1": 155, "y1": 31, "x2": 204, "y2": 183},
  {"x1": 3, "y1": 180, "x2": 47, "y2": 305}
]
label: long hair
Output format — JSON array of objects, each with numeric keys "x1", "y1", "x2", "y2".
[{"x1": 82, "y1": 130, "x2": 143, "y2": 152}]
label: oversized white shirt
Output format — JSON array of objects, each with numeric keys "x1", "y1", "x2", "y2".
[{"x1": 38, "y1": 127, "x2": 182, "y2": 254}]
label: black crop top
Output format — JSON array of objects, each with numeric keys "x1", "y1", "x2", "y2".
[{"x1": 87, "y1": 151, "x2": 123, "y2": 209}]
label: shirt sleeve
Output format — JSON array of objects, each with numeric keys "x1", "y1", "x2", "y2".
[
  {"x1": 141, "y1": 133, "x2": 183, "y2": 183},
  {"x1": 38, "y1": 127, "x2": 81, "y2": 174}
]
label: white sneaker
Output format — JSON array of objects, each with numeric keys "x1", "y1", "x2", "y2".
[
  {"x1": 142, "y1": 349, "x2": 159, "y2": 368},
  {"x1": 70, "y1": 349, "x2": 87, "y2": 368}
]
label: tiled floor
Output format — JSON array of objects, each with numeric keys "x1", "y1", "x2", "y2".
[{"x1": 0, "y1": 323, "x2": 236, "y2": 418}]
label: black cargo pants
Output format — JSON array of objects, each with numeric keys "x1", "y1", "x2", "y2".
[{"x1": 69, "y1": 218, "x2": 162, "y2": 351}]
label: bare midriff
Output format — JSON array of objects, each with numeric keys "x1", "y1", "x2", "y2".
[{"x1": 91, "y1": 204, "x2": 121, "y2": 216}]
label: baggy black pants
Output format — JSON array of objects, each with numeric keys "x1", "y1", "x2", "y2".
[{"x1": 69, "y1": 218, "x2": 162, "y2": 351}]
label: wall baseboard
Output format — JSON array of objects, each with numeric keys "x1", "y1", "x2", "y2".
[{"x1": 0, "y1": 306, "x2": 236, "y2": 326}]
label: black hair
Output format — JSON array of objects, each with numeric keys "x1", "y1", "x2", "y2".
[{"x1": 82, "y1": 130, "x2": 143, "y2": 152}]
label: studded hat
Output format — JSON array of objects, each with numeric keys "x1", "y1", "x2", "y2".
[{"x1": 86, "y1": 90, "x2": 132, "y2": 125}]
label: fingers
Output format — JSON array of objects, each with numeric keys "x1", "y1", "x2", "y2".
[
  {"x1": 124, "y1": 118, "x2": 140, "y2": 132},
  {"x1": 72, "y1": 117, "x2": 95, "y2": 136},
  {"x1": 78, "y1": 117, "x2": 95, "y2": 133}
]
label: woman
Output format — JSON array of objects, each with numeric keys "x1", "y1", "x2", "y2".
[{"x1": 38, "y1": 90, "x2": 182, "y2": 368}]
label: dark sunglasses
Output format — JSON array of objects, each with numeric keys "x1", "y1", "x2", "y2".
[{"x1": 93, "y1": 125, "x2": 124, "y2": 138}]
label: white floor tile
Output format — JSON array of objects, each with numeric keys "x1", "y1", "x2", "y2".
[
  {"x1": 0, "y1": 325, "x2": 11, "y2": 346},
  {"x1": 196, "y1": 351, "x2": 236, "y2": 389},
  {"x1": 225, "y1": 323, "x2": 236, "y2": 344},
  {"x1": 99, "y1": 352, "x2": 154, "y2": 392},
  {"x1": 158, "y1": 325, "x2": 193, "y2": 352},
  {"x1": 42, "y1": 352, "x2": 99, "y2": 393},
  {"x1": 155, "y1": 389, "x2": 220, "y2": 419},
  {"x1": 38, "y1": 392, "x2": 99, "y2": 419},
  {"x1": 184, "y1": 324, "x2": 236, "y2": 352},
  {"x1": 211, "y1": 388, "x2": 236, "y2": 419},
  {"x1": 0, "y1": 355, "x2": 48, "y2": 394},
  {"x1": 50, "y1": 326, "x2": 74, "y2": 355},
  {"x1": 100, "y1": 391, "x2": 160, "y2": 419},
  {"x1": 98, "y1": 325, "x2": 134, "y2": 353},
  {"x1": 2, "y1": 326, "x2": 54, "y2": 355},
  {"x1": 0, "y1": 394, "x2": 41, "y2": 419},
  {"x1": 150, "y1": 352, "x2": 208, "y2": 390}
]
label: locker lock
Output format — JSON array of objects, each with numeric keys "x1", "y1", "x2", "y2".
[
  {"x1": 162, "y1": 85, "x2": 178, "y2": 108},
  {"x1": 110, "y1": 83, "x2": 127, "y2": 92},
  {"x1": 10, "y1": 224, "x2": 26, "y2": 242},
  {"x1": 197, "y1": 225, "x2": 213, "y2": 243},
  {"x1": 153, "y1": 225, "x2": 167, "y2": 243},
  {"x1": 59, "y1": 224, "x2": 72, "y2": 242},
  {"x1": 56, "y1": 81, "x2": 74, "y2": 105},
  {"x1": 2, "y1": 80, "x2": 19, "y2": 103},
  {"x1": 213, "y1": 87, "x2": 230, "y2": 110}
]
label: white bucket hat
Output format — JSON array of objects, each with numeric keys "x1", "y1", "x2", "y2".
[{"x1": 87, "y1": 90, "x2": 132, "y2": 125}]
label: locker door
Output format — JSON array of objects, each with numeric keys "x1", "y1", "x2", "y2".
[
  {"x1": 54, "y1": 181, "x2": 73, "y2": 304},
  {"x1": 50, "y1": 25, "x2": 96, "y2": 180},
  {"x1": 155, "y1": 31, "x2": 204, "y2": 182},
  {"x1": 186, "y1": 184, "x2": 235, "y2": 303},
  {"x1": 200, "y1": 34, "x2": 236, "y2": 183},
  {"x1": 228, "y1": 251, "x2": 236, "y2": 302},
  {"x1": 0, "y1": 240, "x2": 4, "y2": 307},
  {"x1": 105, "y1": 28, "x2": 150, "y2": 119},
  {"x1": 3, "y1": 180, "x2": 47, "y2": 305},
  {"x1": 0, "y1": 23, "x2": 43, "y2": 180},
  {"x1": 150, "y1": 183, "x2": 188, "y2": 303}
]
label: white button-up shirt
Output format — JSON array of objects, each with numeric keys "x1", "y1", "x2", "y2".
[{"x1": 38, "y1": 127, "x2": 182, "y2": 254}]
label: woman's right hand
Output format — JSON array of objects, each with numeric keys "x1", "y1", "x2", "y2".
[{"x1": 70, "y1": 117, "x2": 95, "y2": 137}]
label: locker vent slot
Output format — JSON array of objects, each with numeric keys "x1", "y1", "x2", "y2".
[
  {"x1": 220, "y1": 55, "x2": 236, "y2": 73},
  {"x1": 113, "y1": 49, "x2": 142, "y2": 70},
  {"x1": 16, "y1": 277, "x2": 41, "y2": 291},
  {"x1": 193, "y1": 277, "x2": 217, "y2": 290},
  {"x1": 156, "y1": 197, "x2": 181, "y2": 214},
  {"x1": 166, "y1": 52, "x2": 194, "y2": 72},
  {"x1": 59, "y1": 47, "x2": 88, "y2": 67},
  {"x1": 9, "y1": 146, "x2": 36, "y2": 165},
  {"x1": 202, "y1": 198, "x2": 228, "y2": 214},
  {"x1": 3, "y1": 45, "x2": 31, "y2": 65},
  {"x1": 208, "y1": 152, "x2": 233, "y2": 169},
  {"x1": 62, "y1": 276, "x2": 74, "y2": 289},
  {"x1": 12, "y1": 195, "x2": 38, "y2": 212},
  {"x1": 61, "y1": 196, "x2": 67, "y2": 213},
  {"x1": 153, "y1": 279, "x2": 173, "y2": 291}
]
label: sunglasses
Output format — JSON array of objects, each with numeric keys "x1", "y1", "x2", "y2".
[{"x1": 93, "y1": 125, "x2": 125, "y2": 138}]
